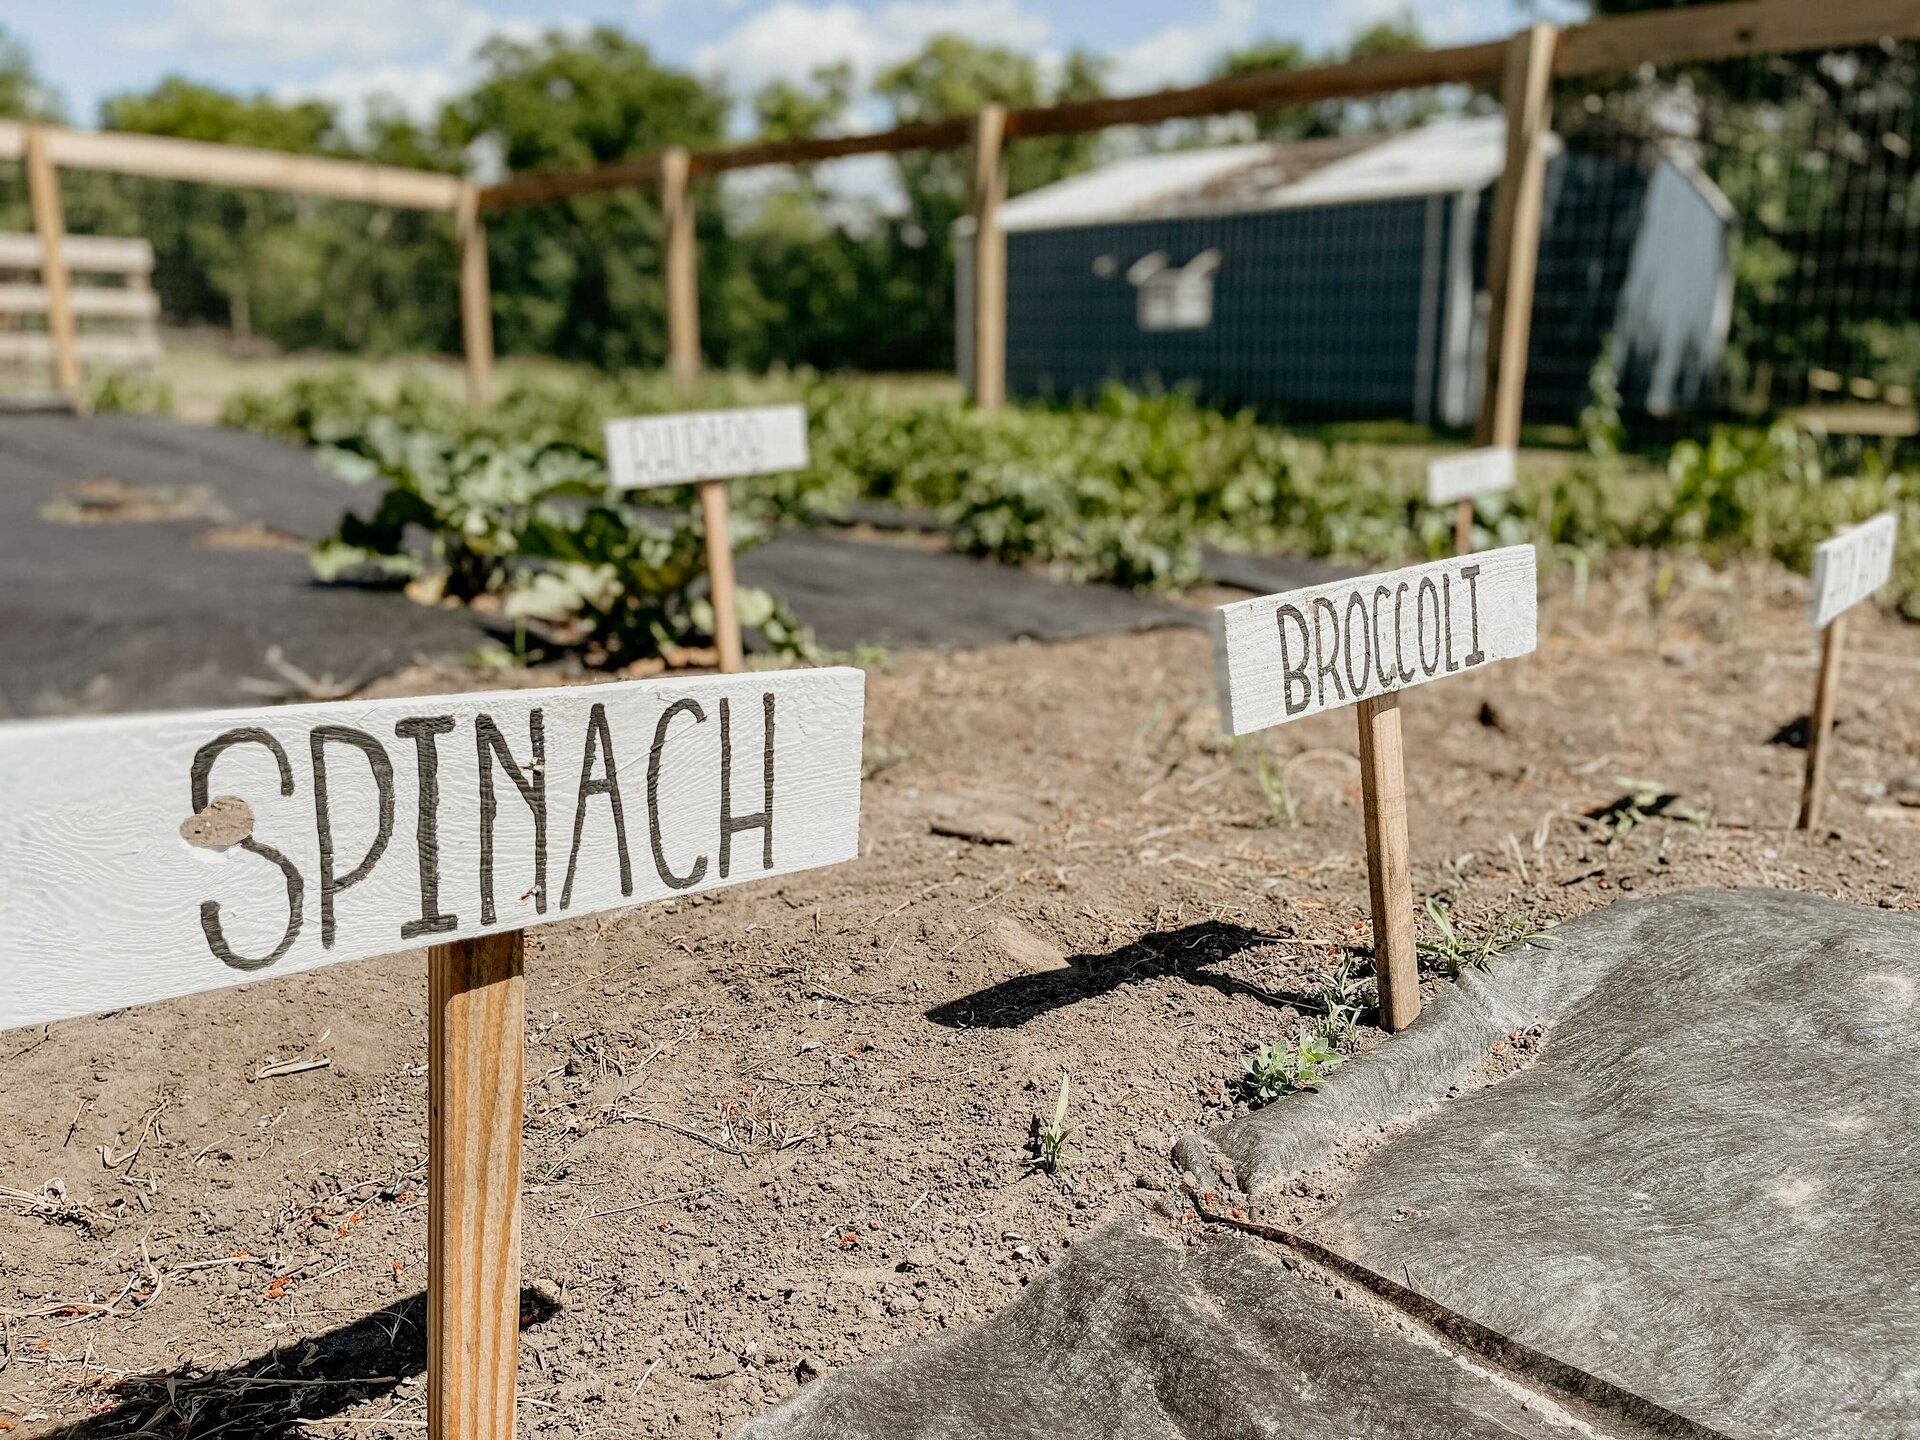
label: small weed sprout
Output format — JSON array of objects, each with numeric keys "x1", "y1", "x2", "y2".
[
  {"x1": 1255, "y1": 749, "x2": 1301, "y2": 828},
  {"x1": 1240, "y1": 1032, "x2": 1345, "y2": 1103},
  {"x1": 1316, "y1": 958, "x2": 1367, "y2": 1047},
  {"x1": 1028, "y1": 1074, "x2": 1082, "y2": 1175},
  {"x1": 1420, "y1": 898, "x2": 1559, "y2": 979}
]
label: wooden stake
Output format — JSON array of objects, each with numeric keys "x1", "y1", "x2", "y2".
[
  {"x1": 1796, "y1": 612, "x2": 1845, "y2": 832},
  {"x1": 1473, "y1": 24, "x2": 1557, "y2": 452},
  {"x1": 662, "y1": 147, "x2": 700, "y2": 397},
  {"x1": 1356, "y1": 694, "x2": 1420, "y2": 1032},
  {"x1": 428, "y1": 930, "x2": 525, "y2": 1440},
  {"x1": 699, "y1": 478, "x2": 743, "y2": 674},
  {"x1": 969, "y1": 104, "x2": 1008, "y2": 414},
  {"x1": 1453, "y1": 497, "x2": 1474, "y2": 556},
  {"x1": 24, "y1": 125, "x2": 85, "y2": 414},
  {"x1": 456, "y1": 183, "x2": 494, "y2": 410}
]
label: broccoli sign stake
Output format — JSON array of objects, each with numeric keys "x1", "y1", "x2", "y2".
[{"x1": 1212, "y1": 546, "x2": 1538, "y2": 1031}]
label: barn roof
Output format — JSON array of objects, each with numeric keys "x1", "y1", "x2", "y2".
[{"x1": 1001, "y1": 115, "x2": 1550, "y2": 232}]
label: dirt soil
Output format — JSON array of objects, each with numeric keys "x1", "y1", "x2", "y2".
[{"x1": 2, "y1": 555, "x2": 1917, "y2": 1439}]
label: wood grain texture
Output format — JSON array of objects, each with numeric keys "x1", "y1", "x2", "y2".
[
  {"x1": 969, "y1": 104, "x2": 1008, "y2": 414},
  {"x1": 1212, "y1": 546, "x2": 1538, "y2": 735},
  {"x1": 1357, "y1": 695, "x2": 1420, "y2": 1033},
  {"x1": 1797, "y1": 613, "x2": 1846, "y2": 832},
  {"x1": 662, "y1": 147, "x2": 700, "y2": 396},
  {"x1": 1808, "y1": 511, "x2": 1898, "y2": 629},
  {"x1": 1557, "y1": 0, "x2": 1920, "y2": 77},
  {"x1": 1427, "y1": 446, "x2": 1517, "y2": 507},
  {"x1": 700, "y1": 479, "x2": 744, "y2": 675},
  {"x1": 428, "y1": 929, "x2": 524, "y2": 1440},
  {"x1": 24, "y1": 127, "x2": 82, "y2": 410},
  {"x1": 0, "y1": 232, "x2": 154, "y2": 272},
  {"x1": 603, "y1": 405, "x2": 809, "y2": 491},
  {"x1": 456, "y1": 184, "x2": 494, "y2": 409},
  {"x1": 1474, "y1": 25, "x2": 1557, "y2": 453},
  {"x1": 0, "y1": 669, "x2": 864, "y2": 1030},
  {"x1": 37, "y1": 125, "x2": 463, "y2": 210}
]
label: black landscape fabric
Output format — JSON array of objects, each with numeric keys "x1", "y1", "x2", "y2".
[
  {"x1": 0, "y1": 416, "x2": 1194, "y2": 718},
  {"x1": 749, "y1": 890, "x2": 1919, "y2": 1439}
]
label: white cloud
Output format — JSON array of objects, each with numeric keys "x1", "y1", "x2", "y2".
[
  {"x1": 272, "y1": 13, "x2": 547, "y2": 132},
  {"x1": 1105, "y1": 0, "x2": 1256, "y2": 95},
  {"x1": 114, "y1": 0, "x2": 483, "y2": 66},
  {"x1": 693, "y1": 0, "x2": 1052, "y2": 98}
]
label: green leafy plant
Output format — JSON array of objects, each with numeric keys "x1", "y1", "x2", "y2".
[
  {"x1": 1028, "y1": 1074, "x2": 1081, "y2": 1174},
  {"x1": 309, "y1": 418, "x2": 813, "y2": 666},
  {"x1": 1240, "y1": 1032, "x2": 1344, "y2": 1103},
  {"x1": 1419, "y1": 899, "x2": 1560, "y2": 979}
]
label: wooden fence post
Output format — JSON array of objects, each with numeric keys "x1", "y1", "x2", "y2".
[
  {"x1": 1356, "y1": 693, "x2": 1420, "y2": 1032},
  {"x1": 456, "y1": 183, "x2": 495, "y2": 409},
  {"x1": 1473, "y1": 23, "x2": 1558, "y2": 454},
  {"x1": 24, "y1": 125, "x2": 85, "y2": 414},
  {"x1": 969, "y1": 104, "x2": 1008, "y2": 413},
  {"x1": 428, "y1": 930, "x2": 525, "y2": 1440},
  {"x1": 662, "y1": 147, "x2": 700, "y2": 397}
]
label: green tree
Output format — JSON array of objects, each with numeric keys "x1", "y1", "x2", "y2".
[
  {"x1": 78, "y1": 77, "x2": 458, "y2": 353},
  {"x1": 0, "y1": 22, "x2": 62, "y2": 121},
  {"x1": 441, "y1": 26, "x2": 727, "y2": 368}
]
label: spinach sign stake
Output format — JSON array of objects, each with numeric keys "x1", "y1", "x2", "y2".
[
  {"x1": 603, "y1": 403, "x2": 810, "y2": 674},
  {"x1": 1213, "y1": 545, "x2": 1538, "y2": 1030},
  {"x1": 0, "y1": 667, "x2": 864, "y2": 1440}
]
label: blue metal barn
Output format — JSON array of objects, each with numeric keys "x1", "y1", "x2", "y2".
[{"x1": 958, "y1": 116, "x2": 1732, "y2": 424}]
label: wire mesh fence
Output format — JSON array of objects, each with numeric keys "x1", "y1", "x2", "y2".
[{"x1": 1556, "y1": 41, "x2": 1920, "y2": 429}]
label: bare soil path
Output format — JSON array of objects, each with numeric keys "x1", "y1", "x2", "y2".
[{"x1": 1, "y1": 558, "x2": 1915, "y2": 1438}]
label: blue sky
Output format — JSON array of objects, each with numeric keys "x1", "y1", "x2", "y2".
[{"x1": 10, "y1": 0, "x2": 1579, "y2": 135}]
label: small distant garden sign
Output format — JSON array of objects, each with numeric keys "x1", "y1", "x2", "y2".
[{"x1": 604, "y1": 404, "x2": 811, "y2": 673}]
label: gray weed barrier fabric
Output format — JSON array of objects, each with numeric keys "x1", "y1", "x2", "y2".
[
  {"x1": 745, "y1": 890, "x2": 1917, "y2": 1440},
  {"x1": 738, "y1": 1222, "x2": 1578, "y2": 1440},
  {"x1": 1183, "y1": 888, "x2": 1920, "y2": 1440}
]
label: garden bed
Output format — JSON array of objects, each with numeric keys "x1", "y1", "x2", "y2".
[{"x1": 1, "y1": 556, "x2": 1915, "y2": 1437}]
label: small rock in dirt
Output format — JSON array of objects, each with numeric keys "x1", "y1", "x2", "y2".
[
  {"x1": 1892, "y1": 774, "x2": 1920, "y2": 808},
  {"x1": 796, "y1": 1355, "x2": 827, "y2": 1385},
  {"x1": 1477, "y1": 700, "x2": 1506, "y2": 732},
  {"x1": 985, "y1": 916, "x2": 1064, "y2": 972},
  {"x1": 930, "y1": 800, "x2": 1030, "y2": 847}
]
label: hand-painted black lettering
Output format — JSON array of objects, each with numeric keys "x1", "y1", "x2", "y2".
[
  {"x1": 309, "y1": 727, "x2": 394, "y2": 949},
  {"x1": 719, "y1": 692, "x2": 776, "y2": 879},
  {"x1": 1417, "y1": 577, "x2": 1443, "y2": 677},
  {"x1": 1311, "y1": 596, "x2": 1346, "y2": 708},
  {"x1": 191, "y1": 728, "x2": 303, "y2": 972},
  {"x1": 1276, "y1": 604, "x2": 1312, "y2": 716},
  {"x1": 395, "y1": 716, "x2": 458, "y2": 939},
  {"x1": 648, "y1": 698, "x2": 709, "y2": 890},
  {"x1": 1371, "y1": 585, "x2": 1394, "y2": 690},
  {"x1": 1342, "y1": 590, "x2": 1371, "y2": 698},
  {"x1": 1460, "y1": 563, "x2": 1486, "y2": 665},
  {"x1": 1441, "y1": 573, "x2": 1460, "y2": 673},
  {"x1": 1394, "y1": 583, "x2": 1415, "y2": 682},
  {"x1": 561, "y1": 703, "x2": 633, "y2": 909},
  {"x1": 476, "y1": 711, "x2": 548, "y2": 926}
]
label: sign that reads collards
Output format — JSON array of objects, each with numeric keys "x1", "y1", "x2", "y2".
[
  {"x1": 1808, "y1": 511, "x2": 1897, "y2": 629},
  {"x1": 604, "y1": 404, "x2": 810, "y2": 491},
  {"x1": 1213, "y1": 545, "x2": 1538, "y2": 735},
  {"x1": 0, "y1": 669, "x2": 864, "y2": 1030},
  {"x1": 1426, "y1": 446, "x2": 1516, "y2": 507}
]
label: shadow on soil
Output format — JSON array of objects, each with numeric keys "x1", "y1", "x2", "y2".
[
  {"x1": 36, "y1": 1287, "x2": 560, "y2": 1437},
  {"x1": 926, "y1": 920, "x2": 1326, "y2": 1030}
]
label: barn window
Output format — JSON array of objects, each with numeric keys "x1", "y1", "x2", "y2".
[{"x1": 1129, "y1": 249, "x2": 1222, "y2": 332}]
